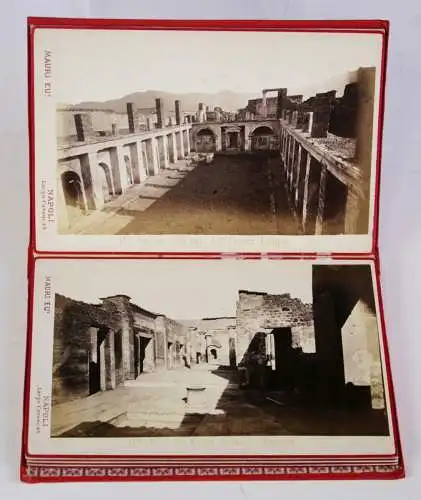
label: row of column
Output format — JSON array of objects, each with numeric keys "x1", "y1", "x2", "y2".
[
  {"x1": 79, "y1": 128, "x2": 191, "y2": 212},
  {"x1": 280, "y1": 127, "x2": 360, "y2": 235}
]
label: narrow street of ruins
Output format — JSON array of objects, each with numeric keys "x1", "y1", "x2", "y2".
[{"x1": 69, "y1": 155, "x2": 300, "y2": 236}]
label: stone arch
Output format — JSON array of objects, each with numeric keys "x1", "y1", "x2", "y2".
[
  {"x1": 98, "y1": 162, "x2": 114, "y2": 203},
  {"x1": 250, "y1": 125, "x2": 275, "y2": 136},
  {"x1": 61, "y1": 170, "x2": 86, "y2": 225},
  {"x1": 193, "y1": 127, "x2": 218, "y2": 153},
  {"x1": 250, "y1": 125, "x2": 276, "y2": 151},
  {"x1": 207, "y1": 344, "x2": 220, "y2": 361}
]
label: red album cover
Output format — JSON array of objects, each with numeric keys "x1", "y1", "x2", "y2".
[{"x1": 22, "y1": 17, "x2": 404, "y2": 482}]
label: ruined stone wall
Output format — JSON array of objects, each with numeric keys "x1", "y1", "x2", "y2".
[
  {"x1": 341, "y1": 299, "x2": 385, "y2": 409},
  {"x1": 235, "y1": 291, "x2": 315, "y2": 364},
  {"x1": 52, "y1": 294, "x2": 118, "y2": 406},
  {"x1": 312, "y1": 265, "x2": 384, "y2": 409},
  {"x1": 182, "y1": 318, "x2": 236, "y2": 366},
  {"x1": 56, "y1": 109, "x2": 129, "y2": 144},
  {"x1": 164, "y1": 317, "x2": 189, "y2": 367}
]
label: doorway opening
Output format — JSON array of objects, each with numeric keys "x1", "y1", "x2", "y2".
[
  {"x1": 88, "y1": 326, "x2": 109, "y2": 395},
  {"x1": 61, "y1": 171, "x2": 86, "y2": 224}
]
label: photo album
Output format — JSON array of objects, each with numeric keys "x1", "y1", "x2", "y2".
[{"x1": 22, "y1": 17, "x2": 404, "y2": 482}]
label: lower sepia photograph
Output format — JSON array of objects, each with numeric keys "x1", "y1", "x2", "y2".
[{"x1": 22, "y1": 257, "x2": 402, "y2": 480}]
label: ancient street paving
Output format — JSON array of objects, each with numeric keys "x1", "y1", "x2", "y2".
[
  {"x1": 53, "y1": 364, "x2": 289, "y2": 438},
  {"x1": 53, "y1": 363, "x2": 386, "y2": 438},
  {"x1": 73, "y1": 155, "x2": 300, "y2": 236}
]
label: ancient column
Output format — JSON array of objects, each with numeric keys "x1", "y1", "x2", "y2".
[
  {"x1": 315, "y1": 165, "x2": 328, "y2": 235},
  {"x1": 126, "y1": 102, "x2": 135, "y2": 134}
]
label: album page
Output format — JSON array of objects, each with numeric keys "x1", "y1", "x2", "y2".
[
  {"x1": 25, "y1": 257, "x2": 398, "y2": 461},
  {"x1": 31, "y1": 23, "x2": 386, "y2": 254}
]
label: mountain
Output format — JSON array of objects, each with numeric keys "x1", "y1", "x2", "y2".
[
  {"x1": 65, "y1": 70, "x2": 361, "y2": 114},
  {"x1": 69, "y1": 90, "x2": 255, "y2": 114}
]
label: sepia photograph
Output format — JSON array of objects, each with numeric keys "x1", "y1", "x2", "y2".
[
  {"x1": 33, "y1": 28, "x2": 384, "y2": 251},
  {"x1": 30, "y1": 259, "x2": 391, "y2": 447}
]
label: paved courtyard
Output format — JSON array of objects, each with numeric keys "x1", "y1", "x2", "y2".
[{"x1": 65, "y1": 154, "x2": 300, "y2": 236}]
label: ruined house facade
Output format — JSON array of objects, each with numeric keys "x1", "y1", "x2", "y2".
[
  {"x1": 53, "y1": 264, "x2": 385, "y2": 411},
  {"x1": 52, "y1": 294, "x2": 191, "y2": 406}
]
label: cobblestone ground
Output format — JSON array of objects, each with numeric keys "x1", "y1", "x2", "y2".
[
  {"x1": 70, "y1": 154, "x2": 300, "y2": 236},
  {"x1": 52, "y1": 363, "x2": 388, "y2": 438}
]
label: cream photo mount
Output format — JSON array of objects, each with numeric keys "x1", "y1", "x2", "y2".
[
  {"x1": 25, "y1": 257, "x2": 397, "y2": 460},
  {"x1": 30, "y1": 25, "x2": 386, "y2": 255}
]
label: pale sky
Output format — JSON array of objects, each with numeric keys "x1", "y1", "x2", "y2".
[
  {"x1": 47, "y1": 259, "x2": 313, "y2": 319},
  {"x1": 37, "y1": 28, "x2": 383, "y2": 103}
]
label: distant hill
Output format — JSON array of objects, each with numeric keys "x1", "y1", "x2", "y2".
[
  {"x1": 65, "y1": 69, "x2": 362, "y2": 114},
  {"x1": 70, "y1": 90, "x2": 254, "y2": 114}
]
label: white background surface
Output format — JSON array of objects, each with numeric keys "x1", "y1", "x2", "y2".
[{"x1": 0, "y1": 0, "x2": 420, "y2": 498}]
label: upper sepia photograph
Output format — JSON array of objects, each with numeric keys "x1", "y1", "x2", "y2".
[{"x1": 32, "y1": 24, "x2": 386, "y2": 253}]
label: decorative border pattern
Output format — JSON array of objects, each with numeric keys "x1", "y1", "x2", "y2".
[{"x1": 23, "y1": 463, "x2": 403, "y2": 481}]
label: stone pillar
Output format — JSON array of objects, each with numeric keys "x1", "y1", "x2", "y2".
[
  {"x1": 315, "y1": 165, "x2": 328, "y2": 235},
  {"x1": 294, "y1": 145, "x2": 302, "y2": 205},
  {"x1": 109, "y1": 145, "x2": 129, "y2": 194},
  {"x1": 155, "y1": 98, "x2": 165, "y2": 129},
  {"x1": 126, "y1": 102, "x2": 135, "y2": 134},
  {"x1": 74, "y1": 113, "x2": 94, "y2": 142},
  {"x1": 79, "y1": 151, "x2": 103, "y2": 210},
  {"x1": 289, "y1": 139, "x2": 296, "y2": 191},
  {"x1": 288, "y1": 137, "x2": 295, "y2": 188},
  {"x1": 276, "y1": 88, "x2": 288, "y2": 119},
  {"x1": 101, "y1": 296, "x2": 135, "y2": 381},
  {"x1": 311, "y1": 92, "x2": 336, "y2": 138},
  {"x1": 175, "y1": 100, "x2": 182, "y2": 125},
  {"x1": 176, "y1": 132, "x2": 185, "y2": 160},
  {"x1": 343, "y1": 189, "x2": 361, "y2": 234},
  {"x1": 152, "y1": 137, "x2": 160, "y2": 173},
  {"x1": 146, "y1": 116, "x2": 154, "y2": 131},
  {"x1": 291, "y1": 111, "x2": 299, "y2": 127},
  {"x1": 157, "y1": 135, "x2": 169, "y2": 169},
  {"x1": 296, "y1": 110, "x2": 305, "y2": 128},
  {"x1": 136, "y1": 139, "x2": 148, "y2": 181},
  {"x1": 171, "y1": 132, "x2": 178, "y2": 163},
  {"x1": 215, "y1": 128, "x2": 222, "y2": 151},
  {"x1": 185, "y1": 129, "x2": 191, "y2": 154},
  {"x1": 305, "y1": 112, "x2": 314, "y2": 133},
  {"x1": 104, "y1": 330, "x2": 116, "y2": 390},
  {"x1": 154, "y1": 316, "x2": 168, "y2": 370},
  {"x1": 301, "y1": 153, "x2": 312, "y2": 229},
  {"x1": 128, "y1": 142, "x2": 141, "y2": 183},
  {"x1": 262, "y1": 91, "x2": 267, "y2": 118}
]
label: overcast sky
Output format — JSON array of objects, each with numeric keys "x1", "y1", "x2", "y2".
[
  {"x1": 47, "y1": 259, "x2": 313, "y2": 319},
  {"x1": 37, "y1": 29, "x2": 383, "y2": 103}
]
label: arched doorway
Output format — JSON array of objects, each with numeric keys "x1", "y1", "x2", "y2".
[
  {"x1": 195, "y1": 128, "x2": 216, "y2": 152},
  {"x1": 61, "y1": 171, "x2": 86, "y2": 224},
  {"x1": 250, "y1": 126, "x2": 275, "y2": 151},
  {"x1": 207, "y1": 345, "x2": 219, "y2": 361},
  {"x1": 98, "y1": 162, "x2": 114, "y2": 203},
  {"x1": 124, "y1": 155, "x2": 134, "y2": 185}
]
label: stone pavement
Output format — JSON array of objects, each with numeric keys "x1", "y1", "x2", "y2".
[
  {"x1": 51, "y1": 363, "x2": 288, "y2": 438},
  {"x1": 66, "y1": 160, "x2": 196, "y2": 235},
  {"x1": 51, "y1": 363, "x2": 389, "y2": 438}
]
